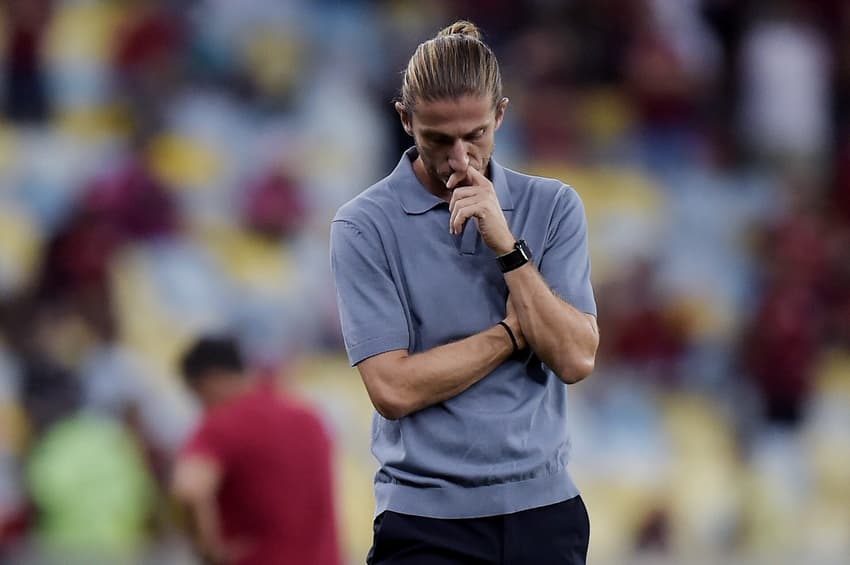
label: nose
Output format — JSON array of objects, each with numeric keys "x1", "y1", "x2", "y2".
[{"x1": 447, "y1": 139, "x2": 469, "y2": 172}]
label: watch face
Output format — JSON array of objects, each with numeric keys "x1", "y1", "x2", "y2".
[
  {"x1": 517, "y1": 240, "x2": 531, "y2": 260},
  {"x1": 498, "y1": 240, "x2": 532, "y2": 272}
]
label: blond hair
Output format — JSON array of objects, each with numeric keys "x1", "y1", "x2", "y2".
[{"x1": 400, "y1": 20, "x2": 502, "y2": 111}]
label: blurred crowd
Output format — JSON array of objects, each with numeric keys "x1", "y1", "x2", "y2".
[{"x1": 0, "y1": 0, "x2": 849, "y2": 563}]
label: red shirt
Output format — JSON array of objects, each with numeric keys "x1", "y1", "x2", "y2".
[{"x1": 183, "y1": 381, "x2": 341, "y2": 565}]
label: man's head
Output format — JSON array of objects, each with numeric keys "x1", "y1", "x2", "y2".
[
  {"x1": 180, "y1": 335, "x2": 248, "y2": 409},
  {"x1": 395, "y1": 21, "x2": 508, "y2": 193}
]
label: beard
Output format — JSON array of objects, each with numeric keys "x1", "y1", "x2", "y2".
[{"x1": 415, "y1": 143, "x2": 494, "y2": 189}]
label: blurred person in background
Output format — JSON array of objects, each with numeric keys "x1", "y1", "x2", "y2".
[
  {"x1": 19, "y1": 358, "x2": 158, "y2": 565},
  {"x1": 1, "y1": 0, "x2": 53, "y2": 123},
  {"x1": 331, "y1": 20, "x2": 598, "y2": 564},
  {"x1": 3, "y1": 299, "x2": 159, "y2": 565},
  {"x1": 172, "y1": 335, "x2": 341, "y2": 565}
]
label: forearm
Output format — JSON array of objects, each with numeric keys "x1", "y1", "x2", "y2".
[
  {"x1": 172, "y1": 458, "x2": 229, "y2": 564},
  {"x1": 187, "y1": 497, "x2": 227, "y2": 562},
  {"x1": 359, "y1": 323, "x2": 515, "y2": 419},
  {"x1": 504, "y1": 263, "x2": 598, "y2": 383}
]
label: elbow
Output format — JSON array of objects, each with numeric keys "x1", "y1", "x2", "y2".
[
  {"x1": 373, "y1": 398, "x2": 408, "y2": 421},
  {"x1": 368, "y1": 382, "x2": 415, "y2": 421},
  {"x1": 172, "y1": 476, "x2": 207, "y2": 506},
  {"x1": 171, "y1": 458, "x2": 220, "y2": 505},
  {"x1": 556, "y1": 328, "x2": 599, "y2": 384},
  {"x1": 359, "y1": 353, "x2": 421, "y2": 420},
  {"x1": 555, "y1": 354, "x2": 596, "y2": 385}
]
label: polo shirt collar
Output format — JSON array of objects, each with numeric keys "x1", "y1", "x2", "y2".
[{"x1": 391, "y1": 147, "x2": 515, "y2": 215}]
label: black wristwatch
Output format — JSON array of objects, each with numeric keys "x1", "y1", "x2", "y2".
[{"x1": 497, "y1": 240, "x2": 532, "y2": 273}]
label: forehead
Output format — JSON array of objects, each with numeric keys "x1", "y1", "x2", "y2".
[{"x1": 411, "y1": 95, "x2": 495, "y2": 133}]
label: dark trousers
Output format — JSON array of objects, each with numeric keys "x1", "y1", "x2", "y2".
[{"x1": 367, "y1": 496, "x2": 590, "y2": 565}]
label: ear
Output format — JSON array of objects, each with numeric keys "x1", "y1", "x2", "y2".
[
  {"x1": 395, "y1": 102, "x2": 414, "y2": 136},
  {"x1": 494, "y1": 97, "x2": 509, "y2": 131}
]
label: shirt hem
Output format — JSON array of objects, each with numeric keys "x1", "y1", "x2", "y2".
[
  {"x1": 347, "y1": 336, "x2": 409, "y2": 366},
  {"x1": 374, "y1": 468, "x2": 579, "y2": 519}
]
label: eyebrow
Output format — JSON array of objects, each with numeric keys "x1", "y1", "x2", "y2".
[{"x1": 421, "y1": 124, "x2": 488, "y2": 139}]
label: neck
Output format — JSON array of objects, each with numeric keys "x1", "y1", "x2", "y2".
[{"x1": 412, "y1": 157, "x2": 450, "y2": 201}]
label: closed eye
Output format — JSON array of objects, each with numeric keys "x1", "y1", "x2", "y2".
[
  {"x1": 425, "y1": 133, "x2": 453, "y2": 145},
  {"x1": 422, "y1": 126, "x2": 487, "y2": 145},
  {"x1": 465, "y1": 128, "x2": 486, "y2": 141}
]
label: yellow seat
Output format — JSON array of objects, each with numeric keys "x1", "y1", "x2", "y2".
[
  {"x1": 660, "y1": 394, "x2": 743, "y2": 557},
  {"x1": 579, "y1": 479, "x2": 661, "y2": 562},
  {"x1": 146, "y1": 133, "x2": 223, "y2": 191},
  {"x1": 0, "y1": 401, "x2": 29, "y2": 455},
  {"x1": 242, "y1": 28, "x2": 303, "y2": 100},
  {"x1": 0, "y1": 124, "x2": 18, "y2": 173},
  {"x1": 524, "y1": 163, "x2": 665, "y2": 284},
  {"x1": 56, "y1": 105, "x2": 133, "y2": 141},
  {"x1": 110, "y1": 246, "x2": 192, "y2": 379},
  {"x1": 0, "y1": 204, "x2": 42, "y2": 293},
  {"x1": 290, "y1": 354, "x2": 378, "y2": 564},
  {"x1": 196, "y1": 225, "x2": 294, "y2": 297},
  {"x1": 44, "y1": 1, "x2": 122, "y2": 65}
]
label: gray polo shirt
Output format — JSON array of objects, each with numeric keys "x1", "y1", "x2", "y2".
[{"x1": 330, "y1": 147, "x2": 596, "y2": 519}]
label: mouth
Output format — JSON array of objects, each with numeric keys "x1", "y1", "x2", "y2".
[{"x1": 441, "y1": 169, "x2": 480, "y2": 188}]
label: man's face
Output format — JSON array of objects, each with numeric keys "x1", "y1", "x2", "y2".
[
  {"x1": 191, "y1": 372, "x2": 243, "y2": 409},
  {"x1": 397, "y1": 94, "x2": 508, "y2": 191}
]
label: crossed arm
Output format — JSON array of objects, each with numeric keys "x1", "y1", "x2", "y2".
[
  {"x1": 357, "y1": 310, "x2": 523, "y2": 420},
  {"x1": 348, "y1": 167, "x2": 598, "y2": 421},
  {"x1": 504, "y1": 262, "x2": 599, "y2": 384},
  {"x1": 357, "y1": 267, "x2": 597, "y2": 420}
]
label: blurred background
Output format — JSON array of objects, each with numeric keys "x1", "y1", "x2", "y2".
[{"x1": 0, "y1": 0, "x2": 849, "y2": 563}]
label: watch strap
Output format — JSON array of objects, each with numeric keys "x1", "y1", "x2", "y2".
[{"x1": 498, "y1": 240, "x2": 532, "y2": 273}]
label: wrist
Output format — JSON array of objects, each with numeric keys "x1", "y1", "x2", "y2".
[
  {"x1": 498, "y1": 320, "x2": 527, "y2": 354},
  {"x1": 498, "y1": 321, "x2": 520, "y2": 355},
  {"x1": 494, "y1": 238, "x2": 515, "y2": 256},
  {"x1": 497, "y1": 240, "x2": 532, "y2": 273}
]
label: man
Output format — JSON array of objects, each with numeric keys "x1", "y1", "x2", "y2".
[
  {"x1": 171, "y1": 336, "x2": 341, "y2": 565},
  {"x1": 330, "y1": 20, "x2": 599, "y2": 565}
]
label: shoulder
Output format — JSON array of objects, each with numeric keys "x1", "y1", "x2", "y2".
[
  {"x1": 503, "y1": 167, "x2": 584, "y2": 210},
  {"x1": 504, "y1": 167, "x2": 563, "y2": 192},
  {"x1": 333, "y1": 175, "x2": 399, "y2": 229}
]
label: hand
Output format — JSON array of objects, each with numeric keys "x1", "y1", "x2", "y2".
[
  {"x1": 503, "y1": 295, "x2": 527, "y2": 350},
  {"x1": 447, "y1": 166, "x2": 515, "y2": 255},
  {"x1": 201, "y1": 538, "x2": 251, "y2": 565}
]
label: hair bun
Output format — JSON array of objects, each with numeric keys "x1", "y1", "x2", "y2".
[{"x1": 437, "y1": 20, "x2": 482, "y2": 40}]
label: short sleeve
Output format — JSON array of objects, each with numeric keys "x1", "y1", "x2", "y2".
[
  {"x1": 182, "y1": 414, "x2": 231, "y2": 464},
  {"x1": 538, "y1": 186, "x2": 596, "y2": 316},
  {"x1": 330, "y1": 219, "x2": 410, "y2": 366}
]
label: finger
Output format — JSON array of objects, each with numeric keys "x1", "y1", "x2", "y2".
[
  {"x1": 451, "y1": 201, "x2": 486, "y2": 235},
  {"x1": 446, "y1": 169, "x2": 469, "y2": 190},
  {"x1": 450, "y1": 203, "x2": 474, "y2": 235},
  {"x1": 466, "y1": 166, "x2": 495, "y2": 193},
  {"x1": 452, "y1": 191, "x2": 505, "y2": 232},
  {"x1": 449, "y1": 194, "x2": 482, "y2": 229},
  {"x1": 449, "y1": 186, "x2": 479, "y2": 212},
  {"x1": 450, "y1": 200, "x2": 473, "y2": 234},
  {"x1": 465, "y1": 165, "x2": 486, "y2": 184}
]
